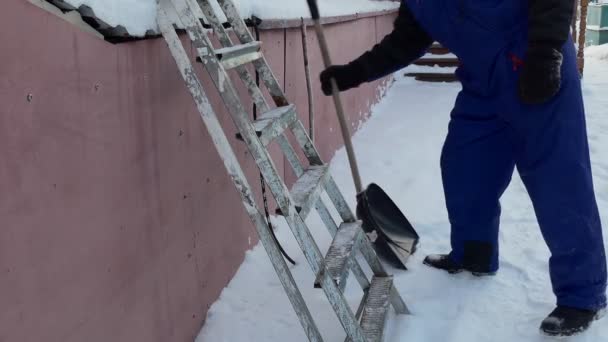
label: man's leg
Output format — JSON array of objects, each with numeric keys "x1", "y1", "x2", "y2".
[
  {"x1": 506, "y1": 39, "x2": 607, "y2": 334},
  {"x1": 513, "y1": 75, "x2": 607, "y2": 312},
  {"x1": 427, "y1": 94, "x2": 516, "y2": 274}
]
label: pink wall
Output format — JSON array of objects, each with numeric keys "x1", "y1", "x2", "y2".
[{"x1": 0, "y1": 1, "x2": 395, "y2": 341}]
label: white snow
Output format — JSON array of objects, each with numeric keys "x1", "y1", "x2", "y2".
[
  {"x1": 421, "y1": 52, "x2": 459, "y2": 59},
  {"x1": 230, "y1": 0, "x2": 399, "y2": 21},
  {"x1": 63, "y1": 0, "x2": 157, "y2": 36},
  {"x1": 404, "y1": 64, "x2": 457, "y2": 74},
  {"x1": 61, "y1": 0, "x2": 399, "y2": 37},
  {"x1": 196, "y1": 55, "x2": 608, "y2": 342},
  {"x1": 587, "y1": 44, "x2": 608, "y2": 61}
]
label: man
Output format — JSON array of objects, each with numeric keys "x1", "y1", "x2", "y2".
[{"x1": 320, "y1": 0, "x2": 607, "y2": 336}]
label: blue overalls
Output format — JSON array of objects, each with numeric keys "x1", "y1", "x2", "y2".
[{"x1": 404, "y1": 0, "x2": 607, "y2": 310}]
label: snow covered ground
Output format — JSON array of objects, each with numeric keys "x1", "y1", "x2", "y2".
[
  {"x1": 196, "y1": 48, "x2": 608, "y2": 342},
  {"x1": 59, "y1": 0, "x2": 399, "y2": 36}
]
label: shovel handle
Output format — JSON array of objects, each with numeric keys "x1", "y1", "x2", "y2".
[
  {"x1": 306, "y1": 0, "x2": 364, "y2": 194},
  {"x1": 306, "y1": 0, "x2": 320, "y2": 20}
]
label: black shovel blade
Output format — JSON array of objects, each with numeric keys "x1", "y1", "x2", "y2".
[{"x1": 356, "y1": 183, "x2": 419, "y2": 269}]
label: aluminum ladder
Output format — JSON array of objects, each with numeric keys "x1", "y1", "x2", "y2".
[{"x1": 156, "y1": 1, "x2": 410, "y2": 340}]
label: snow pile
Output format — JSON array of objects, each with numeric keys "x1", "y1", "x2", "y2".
[
  {"x1": 60, "y1": 0, "x2": 399, "y2": 37},
  {"x1": 586, "y1": 44, "x2": 608, "y2": 61},
  {"x1": 196, "y1": 59, "x2": 608, "y2": 341}
]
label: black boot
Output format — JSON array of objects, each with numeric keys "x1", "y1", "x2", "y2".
[
  {"x1": 423, "y1": 254, "x2": 464, "y2": 274},
  {"x1": 423, "y1": 254, "x2": 496, "y2": 276},
  {"x1": 540, "y1": 306, "x2": 605, "y2": 337}
]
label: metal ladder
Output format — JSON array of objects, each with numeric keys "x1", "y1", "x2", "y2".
[{"x1": 156, "y1": 0, "x2": 410, "y2": 341}]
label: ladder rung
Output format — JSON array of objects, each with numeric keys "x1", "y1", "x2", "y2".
[
  {"x1": 236, "y1": 105, "x2": 297, "y2": 146},
  {"x1": 314, "y1": 221, "x2": 362, "y2": 288},
  {"x1": 218, "y1": 42, "x2": 262, "y2": 69},
  {"x1": 215, "y1": 41, "x2": 260, "y2": 60},
  {"x1": 279, "y1": 165, "x2": 330, "y2": 219},
  {"x1": 255, "y1": 105, "x2": 297, "y2": 146},
  {"x1": 196, "y1": 42, "x2": 263, "y2": 70},
  {"x1": 360, "y1": 276, "x2": 393, "y2": 342}
]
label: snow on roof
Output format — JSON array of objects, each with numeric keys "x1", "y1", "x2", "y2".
[
  {"x1": 60, "y1": 0, "x2": 157, "y2": 37},
  {"x1": 232, "y1": 0, "x2": 400, "y2": 21},
  {"x1": 56, "y1": 0, "x2": 400, "y2": 37}
]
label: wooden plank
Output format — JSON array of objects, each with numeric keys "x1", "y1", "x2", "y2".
[
  {"x1": 428, "y1": 43, "x2": 451, "y2": 55},
  {"x1": 414, "y1": 58, "x2": 459, "y2": 67}
]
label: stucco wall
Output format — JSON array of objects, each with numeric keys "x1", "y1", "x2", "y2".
[{"x1": 0, "y1": 1, "x2": 396, "y2": 341}]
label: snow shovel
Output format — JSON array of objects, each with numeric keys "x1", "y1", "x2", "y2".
[{"x1": 306, "y1": 0, "x2": 419, "y2": 269}]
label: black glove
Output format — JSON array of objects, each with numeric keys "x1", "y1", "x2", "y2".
[
  {"x1": 520, "y1": 0, "x2": 573, "y2": 104},
  {"x1": 320, "y1": 64, "x2": 365, "y2": 96},
  {"x1": 519, "y1": 45, "x2": 564, "y2": 105},
  {"x1": 319, "y1": 3, "x2": 433, "y2": 97}
]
